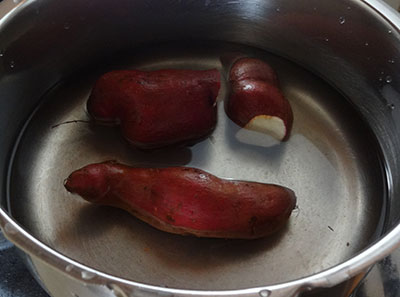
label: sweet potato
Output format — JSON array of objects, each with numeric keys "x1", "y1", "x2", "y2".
[
  {"x1": 87, "y1": 69, "x2": 220, "y2": 149},
  {"x1": 229, "y1": 57, "x2": 279, "y2": 87},
  {"x1": 64, "y1": 161, "x2": 296, "y2": 239},
  {"x1": 226, "y1": 58, "x2": 293, "y2": 141}
]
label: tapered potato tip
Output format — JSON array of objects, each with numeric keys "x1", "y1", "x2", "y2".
[{"x1": 64, "y1": 164, "x2": 110, "y2": 202}]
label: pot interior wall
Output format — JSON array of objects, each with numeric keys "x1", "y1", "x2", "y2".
[{"x1": 1, "y1": 0, "x2": 400, "y2": 291}]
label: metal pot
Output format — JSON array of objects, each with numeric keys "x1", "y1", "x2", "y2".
[{"x1": 1, "y1": 0, "x2": 400, "y2": 296}]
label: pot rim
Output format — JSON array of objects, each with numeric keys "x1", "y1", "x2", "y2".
[{"x1": 1, "y1": 0, "x2": 400, "y2": 296}]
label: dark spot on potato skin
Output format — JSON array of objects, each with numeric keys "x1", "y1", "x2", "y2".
[
  {"x1": 249, "y1": 216, "x2": 258, "y2": 235},
  {"x1": 166, "y1": 214, "x2": 175, "y2": 223},
  {"x1": 177, "y1": 202, "x2": 183, "y2": 210},
  {"x1": 249, "y1": 216, "x2": 258, "y2": 224}
]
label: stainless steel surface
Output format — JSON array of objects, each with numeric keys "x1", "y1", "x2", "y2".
[
  {"x1": 384, "y1": 0, "x2": 400, "y2": 10},
  {"x1": 1, "y1": 231, "x2": 398, "y2": 297},
  {"x1": 8, "y1": 43, "x2": 385, "y2": 291},
  {"x1": 1, "y1": 0, "x2": 400, "y2": 297}
]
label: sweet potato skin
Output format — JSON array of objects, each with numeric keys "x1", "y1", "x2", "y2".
[
  {"x1": 65, "y1": 162, "x2": 296, "y2": 239},
  {"x1": 229, "y1": 58, "x2": 279, "y2": 87},
  {"x1": 226, "y1": 58, "x2": 293, "y2": 141},
  {"x1": 87, "y1": 69, "x2": 220, "y2": 149}
]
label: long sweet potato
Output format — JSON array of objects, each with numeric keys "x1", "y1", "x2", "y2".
[
  {"x1": 226, "y1": 58, "x2": 293, "y2": 141},
  {"x1": 87, "y1": 69, "x2": 220, "y2": 149},
  {"x1": 64, "y1": 161, "x2": 296, "y2": 239}
]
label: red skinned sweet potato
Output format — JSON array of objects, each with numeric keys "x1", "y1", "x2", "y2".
[
  {"x1": 229, "y1": 58, "x2": 279, "y2": 87},
  {"x1": 65, "y1": 161, "x2": 296, "y2": 239},
  {"x1": 87, "y1": 69, "x2": 220, "y2": 149},
  {"x1": 226, "y1": 58, "x2": 293, "y2": 141}
]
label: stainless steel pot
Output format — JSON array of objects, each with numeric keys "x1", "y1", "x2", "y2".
[{"x1": 1, "y1": 0, "x2": 400, "y2": 296}]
